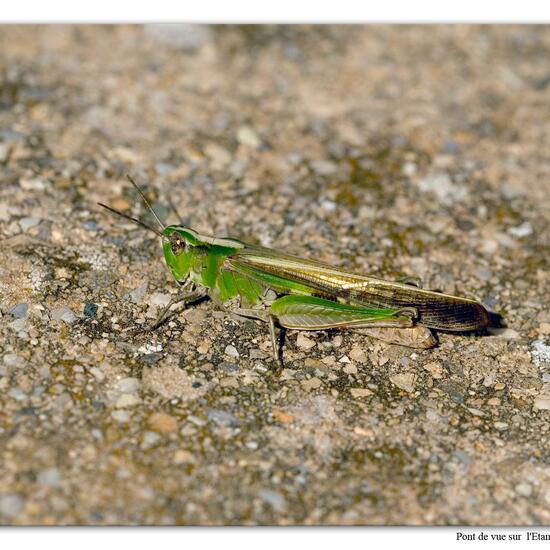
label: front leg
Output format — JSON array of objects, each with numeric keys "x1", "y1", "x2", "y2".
[{"x1": 147, "y1": 287, "x2": 206, "y2": 331}]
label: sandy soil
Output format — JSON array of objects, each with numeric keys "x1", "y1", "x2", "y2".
[{"x1": 0, "y1": 25, "x2": 549, "y2": 525}]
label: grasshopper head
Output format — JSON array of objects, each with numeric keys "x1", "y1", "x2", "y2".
[{"x1": 162, "y1": 225, "x2": 200, "y2": 282}]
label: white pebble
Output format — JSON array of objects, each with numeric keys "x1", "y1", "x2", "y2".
[
  {"x1": 224, "y1": 345, "x2": 239, "y2": 358},
  {"x1": 390, "y1": 373, "x2": 416, "y2": 393},
  {"x1": 237, "y1": 126, "x2": 262, "y2": 149},
  {"x1": 296, "y1": 333, "x2": 316, "y2": 351},
  {"x1": 111, "y1": 410, "x2": 131, "y2": 422},
  {"x1": 0, "y1": 494, "x2": 24, "y2": 518},
  {"x1": 508, "y1": 221, "x2": 533, "y2": 238},
  {"x1": 494, "y1": 421, "x2": 509, "y2": 431},
  {"x1": 531, "y1": 339, "x2": 550, "y2": 366},
  {"x1": 258, "y1": 489, "x2": 287, "y2": 512},
  {"x1": 51, "y1": 306, "x2": 77, "y2": 324},
  {"x1": 19, "y1": 217, "x2": 40, "y2": 231},
  {"x1": 488, "y1": 328, "x2": 520, "y2": 339},
  {"x1": 149, "y1": 293, "x2": 171, "y2": 307},
  {"x1": 534, "y1": 398, "x2": 550, "y2": 411},
  {"x1": 129, "y1": 283, "x2": 148, "y2": 304},
  {"x1": 3, "y1": 354, "x2": 25, "y2": 368},
  {"x1": 515, "y1": 483, "x2": 532, "y2": 497},
  {"x1": 117, "y1": 377, "x2": 140, "y2": 393},
  {"x1": 115, "y1": 394, "x2": 141, "y2": 408},
  {"x1": 37, "y1": 468, "x2": 62, "y2": 488},
  {"x1": 90, "y1": 367, "x2": 105, "y2": 382}
]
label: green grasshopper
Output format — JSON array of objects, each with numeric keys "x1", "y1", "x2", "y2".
[{"x1": 99, "y1": 177, "x2": 490, "y2": 364}]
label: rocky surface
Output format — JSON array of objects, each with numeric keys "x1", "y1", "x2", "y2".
[{"x1": 0, "y1": 24, "x2": 549, "y2": 525}]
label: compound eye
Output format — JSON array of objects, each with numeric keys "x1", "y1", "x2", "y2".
[{"x1": 169, "y1": 233, "x2": 186, "y2": 256}]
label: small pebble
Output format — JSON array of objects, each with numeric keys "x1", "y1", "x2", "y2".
[
  {"x1": 90, "y1": 367, "x2": 105, "y2": 382},
  {"x1": 142, "y1": 431, "x2": 162, "y2": 448},
  {"x1": 296, "y1": 333, "x2": 316, "y2": 351},
  {"x1": 350, "y1": 388, "x2": 373, "y2": 398},
  {"x1": 117, "y1": 377, "x2": 141, "y2": 393},
  {"x1": 83, "y1": 302, "x2": 98, "y2": 318},
  {"x1": 320, "y1": 199, "x2": 336, "y2": 212},
  {"x1": 115, "y1": 394, "x2": 140, "y2": 408},
  {"x1": 8, "y1": 388, "x2": 27, "y2": 401},
  {"x1": 258, "y1": 489, "x2": 287, "y2": 512},
  {"x1": 83, "y1": 220, "x2": 98, "y2": 231},
  {"x1": 129, "y1": 283, "x2": 148, "y2": 304},
  {"x1": 37, "y1": 467, "x2": 62, "y2": 488},
  {"x1": 452, "y1": 451, "x2": 472, "y2": 465},
  {"x1": 475, "y1": 268, "x2": 493, "y2": 281},
  {"x1": 423, "y1": 361, "x2": 444, "y2": 379},
  {"x1": 488, "y1": 328, "x2": 520, "y2": 339},
  {"x1": 442, "y1": 140, "x2": 461, "y2": 155},
  {"x1": 0, "y1": 202, "x2": 10, "y2": 222},
  {"x1": 390, "y1": 372, "x2": 416, "y2": 393},
  {"x1": 311, "y1": 160, "x2": 337, "y2": 176},
  {"x1": 402, "y1": 161, "x2": 417, "y2": 176},
  {"x1": 0, "y1": 494, "x2": 25, "y2": 518},
  {"x1": 8, "y1": 303, "x2": 28, "y2": 319},
  {"x1": 19, "y1": 217, "x2": 40, "y2": 231},
  {"x1": 501, "y1": 182, "x2": 525, "y2": 200},
  {"x1": 206, "y1": 409, "x2": 238, "y2": 427},
  {"x1": 494, "y1": 421, "x2": 509, "y2": 431},
  {"x1": 149, "y1": 412, "x2": 178, "y2": 433},
  {"x1": 145, "y1": 23, "x2": 213, "y2": 52},
  {"x1": 515, "y1": 483, "x2": 533, "y2": 497},
  {"x1": 416, "y1": 173, "x2": 468, "y2": 206},
  {"x1": 20, "y1": 178, "x2": 46, "y2": 191},
  {"x1": 51, "y1": 306, "x2": 77, "y2": 324},
  {"x1": 149, "y1": 293, "x2": 171, "y2": 307},
  {"x1": 301, "y1": 377, "x2": 322, "y2": 391},
  {"x1": 173, "y1": 450, "x2": 195, "y2": 464},
  {"x1": 531, "y1": 339, "x2": 550, "y2": 366},
  {"x1": 237, "y1": 126, "x2": 262, "y2": 149},
  {"x1": 349, "y1": 346, "x2": 366, "y2": 363},
  {"x1": 272, "y1": 409, "x2": 295, "y2": 423},
  {"x1": 533, "y1": 398, "x2": 550, "y2": 411},
  {"x1": 0, "y1": 143, "x2": 9, "y2": 162},
  {"x1": 137, "y1": 343, "x2": 163, "y2": 355},
  {"x1": 187, "y1": 415, "x2": 207, "y2": 427},
  {"x1": 3, "y1": 354, "x2": 25, "y2": 368},
  {"x1": 111, "y1": 410, "x2": 131, "y2": 423},
  {"x1": 224, "y1": 345, "x2": 239, "y2": 358},
  {"x1": 508, "y1": 221, "x2": 533, "y2": 238},
  {"x1": 426, "y1": 410, "x2": 439, "y2": 421}
]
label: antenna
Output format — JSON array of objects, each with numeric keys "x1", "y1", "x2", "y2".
[
  {"x1": 126, "y1": 175, "x2": 165, "y2": 231},
  {"x1": 97, "y1": 202, "x2": 163, "y2": 237}
]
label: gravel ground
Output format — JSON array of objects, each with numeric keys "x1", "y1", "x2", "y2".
[{"x1": 0, "y1": 24, "x2": 549, "y2": 525}]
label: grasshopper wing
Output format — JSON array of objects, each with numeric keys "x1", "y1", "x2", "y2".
[{"x1": 227, "y1": 244, "x2": 490, "y2": 331}]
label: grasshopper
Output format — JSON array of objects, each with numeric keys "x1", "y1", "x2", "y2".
[{"x1": 99, "y1": 177, "x2": 490, "y2": 364}]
